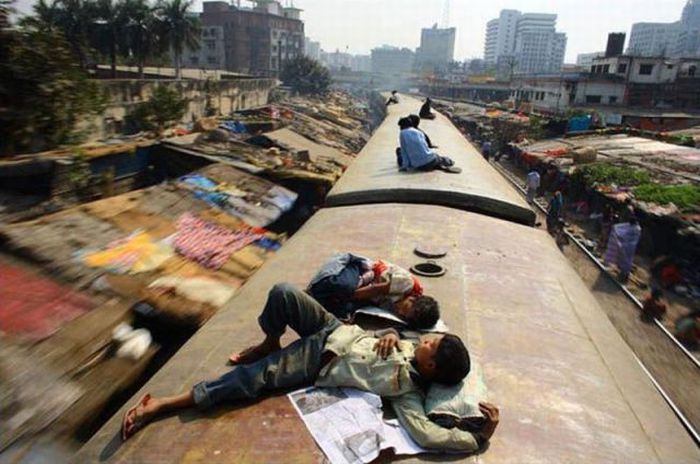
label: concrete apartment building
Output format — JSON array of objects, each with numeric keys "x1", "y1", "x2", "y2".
[
  {"x1": 184, "y1": 0, "x2": 304, "y2": 76},
  {"x1": 483, "y1": 9, "x2": 567, "y2": 74},
  {"x1": 627, "y1": 0, "x2": 700, "y2": 57},
  {"x1": 371, "y1": 46, "x2": 415, "y2": 75},
  {"x1": 416, "y1": 25, "x2": 456, "y2": 71}
]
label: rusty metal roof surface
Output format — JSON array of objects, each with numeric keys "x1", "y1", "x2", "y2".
[
  {"x1": 76, "y1": 204, "x2": 699, "y2": 463},
  {"x1": 326, "y1": 95, "x2": 535, "y2": 226},
  {"x1": 264, "y1": 127, "x2": 355, "y2": 168}
]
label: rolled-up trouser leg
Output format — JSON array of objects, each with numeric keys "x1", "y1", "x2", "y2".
[
  {"x1": 257, "y1": 283, "x2": 339, "y2": 338},
  {"x1": 192, "y1": 327, "x2": 333, "y2": 409}
]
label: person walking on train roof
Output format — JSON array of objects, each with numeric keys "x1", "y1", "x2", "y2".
[
  {"x1": 386, "y1": 90, "x2": 399, "y2": 106},
  {"x1": 546, "y1": 191, "x2": 564, "y2": 233},
  {"x1": 419, "y1": 97, "x2": 436, "y2": 120},
  {"x1": 526, "y1": 169, "x2": 540, "y2": 205},
  {"x1": 122, "y1": 283, "x2": 500, "y2": 452},
  {"x1": 604, "y1": 216, "x2": 641, "y2": 282},
  {"x1": 306, "y1": 252, "x2": 440, "y2": 329},
  {"x1": 398, "y1": 117, "x2": 460, "y2": 173}
]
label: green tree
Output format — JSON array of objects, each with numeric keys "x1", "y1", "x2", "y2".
[
  {"x1": 90, "y1": 0, "x2": 128, "y2": 78},
  {"x1": 122, "y1": 0, "x2": 166, "y2": 78},
  {"x1": 280, "y1": 55, "x2": 332, "y2": 95},
  {"x1": 0, "y1": 17, "x2": 106, "y2": 154},
  {"x1": 157, "y1": 0, "x2": 200, "y2": 79},
  {"x1": 129, "y1": 84, "x2": 186, "y2": 133}
]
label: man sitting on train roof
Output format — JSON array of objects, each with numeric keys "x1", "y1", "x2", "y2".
[
  {"x1": 122, "y1": 283, "x2": 500, "y2": 452},
  {"x1": 398, "y1": 117, "x2": 459, "y2": 173},
  {"x1": 305, "y1": 252, "x2": 439, "y2": 330},
  {"x1": 419, "y1": 97, "x2": 436, "y2": 120}
]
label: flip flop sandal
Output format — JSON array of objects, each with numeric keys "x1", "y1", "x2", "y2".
[
  {"x1": 410, "y1": 261, "x2": 447, "y2": 278},
  {"x1": 414, "y1": 244, "x2": 448, "y2": 259},
  {"x1": 122, "y1": 394, "x2": 151, "y2": 441}
]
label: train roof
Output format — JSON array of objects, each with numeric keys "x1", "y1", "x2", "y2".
[
  {"x1": 77, "y1": 204, "x2": 699, "y2": 463},
  {"x1": 326, "y1": 95, "x2": 536, "y2": 226}
]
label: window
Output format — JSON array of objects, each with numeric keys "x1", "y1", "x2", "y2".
[
  {"x1": 617, "y1": 63, "x2": 627, "y2": 74},
  {"x1": 609, "y1": 96, "x2": 618, "y2": 104},
  {"x1": 206, "y1": 40, "x2": 215, "y2": 51},
  {"x1": 190, "y1": 56, "x2": 199, "y2": 65},
  {"x1": 666, "y1": 64, "x2": 674, "y2": 70},
  {"x1": 207, "y1": 56, "x2": 217, "y2": 65},
  {"x1": 603, "y1": 64, "x2": 610, "y2": 73},
  {"x1": 688, "y1": 65, "x2": 696, "y2": 77},
  {"x1": 639, "y1": 64, "x2": 654, "y2": 75},
  {"x1": 585, "y1": 95, "x2": 602, "y2": 103}
]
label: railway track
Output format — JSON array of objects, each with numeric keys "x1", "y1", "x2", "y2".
[{"x1": 492, "y1": 160, "x2": 700, "y2": 446}]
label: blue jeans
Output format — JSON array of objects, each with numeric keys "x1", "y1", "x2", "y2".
[{"x1": 192, "y1": 284, "x2": 341, "y2": 409}]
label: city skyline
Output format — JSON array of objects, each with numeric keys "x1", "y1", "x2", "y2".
[{"x1": 13, "y1": 0, "x2": 691, "y2": 62}]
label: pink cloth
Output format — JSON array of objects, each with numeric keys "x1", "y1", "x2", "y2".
[{"x1": 174, "y1": 213, "x2": 262, "y2": 269}]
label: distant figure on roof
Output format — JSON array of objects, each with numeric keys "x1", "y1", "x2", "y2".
[
  {"x1": 641, "y1": 288, "x2": 667, "y2": 322},
  {"x1": 526, "y1": 169, "x2": 541, "y2": 204},
  {"x1": 306, "y1": 253, "x2": 439, "y2": 330},
  {"x1": 604, "y1": 216, "x2": 642, "y2": 282},
  {"x1": 398, "y1": 117, "x2": 460, "y2": 173},
  {"x1": 386, "y1": 90, "x2": 399, "y2": 106},
  {"x1": 419, "y1": 97, "x2": 436, "y2": 120},
  {"x1": 121, "y1": 283, "x2": 499, "y2": 453}
]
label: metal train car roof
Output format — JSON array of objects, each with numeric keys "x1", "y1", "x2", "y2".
[
  {"x1": 326, "y1": 95, "x2": 536, "y2": 226},
  {"x1": 78, "y1": 96, "x2": 698, "y2": 463}
]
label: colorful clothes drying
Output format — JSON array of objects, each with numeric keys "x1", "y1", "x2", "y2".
[
  {"x1": 83, "y1": 231, "x2": 174, "y2": 274},
  {"x1": 174, "y1": 212, "x2": 263, "y2": 270}
]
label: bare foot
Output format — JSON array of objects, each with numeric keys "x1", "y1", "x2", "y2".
[
  {"x1": 122, "y1": 394, "x2": 159, "y2": 441},
  {"x1": 228, "y1": 339, "x2": 280, "y2": 365}
]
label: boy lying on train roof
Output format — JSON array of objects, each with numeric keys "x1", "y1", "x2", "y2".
[
  {"x1": 122, "y1": 283, "x2": 500, "y2": 452},
  {"x1": 303, "y1": 252, "x2": 439, "y2": 330}
]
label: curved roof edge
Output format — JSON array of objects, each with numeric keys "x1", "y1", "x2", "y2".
[{"x1": 326, "y1": 189, "x2": 536, "y2": 226}]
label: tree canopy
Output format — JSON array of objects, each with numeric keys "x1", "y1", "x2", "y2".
[{"x1": 280, "y1": 56, "x2": 332, "y2": 96}]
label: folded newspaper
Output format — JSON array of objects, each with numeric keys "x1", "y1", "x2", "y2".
[{"x1": 288, "y1": 387, "x2": 427, "y2": 464}]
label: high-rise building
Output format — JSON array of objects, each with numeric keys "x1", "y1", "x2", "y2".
[
  {"x1": 304, "y1": 37, "x2": 321, "y2": 61},
  {"x1": 483, "y1": 9, "x2": 520, "y2": 65},
  {"x1": 483, "y1": 9, "x2": 566, "y2": 74},
  {"x1": 416, "y1": 24, "x2": 456, "y2": 71},
  {"x1": 627, "y1": 22, "x2": 679, "y2": 56},
  {"x1": 576, "y1": 51, "x2": 605, "y2": 69},
  {"x1": 627, "y1": 1, "x2": 700, "y2": 57},
  {"x1": 676, "y1": 0, "x2": 700, "y2": 56},
  {"x1": 606, "y1": 33, "x2": 626, "y2": 57},
  {"x1": 513, "y1": 14, "x2": 566, "y2": 74},
  {"x1": 183, "y1": 1, "x2": 304, "y2": 76},
  {"x1": 371, "y1": 46, "x2": 415, "y2": 75}
]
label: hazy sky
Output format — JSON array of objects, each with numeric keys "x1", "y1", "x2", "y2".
[{"x1": 14, "y1": 0, "x2": 691, "y2": 62}]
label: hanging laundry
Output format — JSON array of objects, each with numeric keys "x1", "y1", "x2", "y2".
[
  {"x1": 82, "y1": 231, "x2": 174, "y2": 274},
  {"x1": 173, "y1": 212, "x2": 263, "y2": 269}
]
